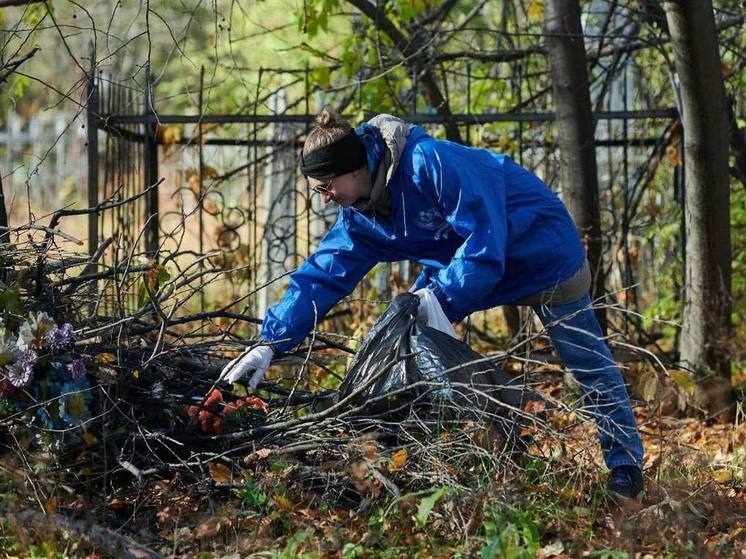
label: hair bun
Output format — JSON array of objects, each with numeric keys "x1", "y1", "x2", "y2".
[
  {"x1": 302, "y1": 107, "x2": 352, "y2": 156},
  {"x1": 316, "y1": 107, "x2": 337, "y2": 128}
]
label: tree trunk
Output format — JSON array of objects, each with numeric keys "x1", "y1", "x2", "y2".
[
  {"x1": 544, "y1": 0, "x2": 606, "y2": 331},
  {"x1": 663, "y1": 0, "x2": 734, "y2": 418},
  {"x1": 0, "y1": 170, "x2": 8, "y2": 244},
  {"x1": 0, "y1": 169, "x2": 8, "y2": 283}
]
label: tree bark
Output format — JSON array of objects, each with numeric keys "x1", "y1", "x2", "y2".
[
  {"x1": 0, "y1": 170, "x2": 8, "y2": 244},
  {"x1": 0, "y1": 0, "x2": 44, "y2": 7},
  {"x1": 663, "y1": 0, "x2": 734, "y2": 418},
  {"x1": 544, "y1": 0, "x2": 606, "y2": 331}
]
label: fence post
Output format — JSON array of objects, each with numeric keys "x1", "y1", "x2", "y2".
[
  {"x1": 143, "y1": 68, "x2": 159, "y2": 258},
  {"x1": 86, "y1": 42, "x2": 99, "y2": 256}
]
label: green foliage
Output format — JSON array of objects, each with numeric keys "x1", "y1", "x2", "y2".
[
  {"x1": 269, "y1": 459, "x2": 290, "y2": 473},
  {"x1": 520, "y1": 456, "x2": 549, "y2": 486},
  {"x1": 641, "y1": 206, "x2": 683, "y2": 339},
  {"x1": 481, "y1": 504, "x2": 540, "y2": 559},
  {"x1": 298, "y1": 0, "x2": 341, "y2": 39},
  {"x1": 0, "y1": 516, "x2": 71, "y2": 559},
  {"x1": 587, "y1": 550, "x2": 630, "y2": 559},
  {"x1": 342, "y1": 541, "x2": 366, "y2": 558},
  {"x1": 238, "y1": 481, "x2": 268, "y2": 510},
  {"x1": 137, "y1": 263, "x2": 172, "y2": 307},
  {"x1": 273, "y1": 529, "x2": 314, "y2": 558},
  {"x1": 415, "y1": 485, "x2": 455, "y2": 528},
  {"x1": 0, "y1": 286, "x2": 22, "y2": 319}
]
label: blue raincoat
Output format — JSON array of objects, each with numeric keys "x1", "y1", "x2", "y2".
[{"x1": 261, "y1": 126, "x2": 586, "y2": 354}]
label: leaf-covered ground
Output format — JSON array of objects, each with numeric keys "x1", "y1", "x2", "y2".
[{"x1": 1, "y1": 365, "x2": 743, "y2": 559}]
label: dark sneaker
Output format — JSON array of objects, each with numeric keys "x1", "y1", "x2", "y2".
[{"x1": 607, "y1": 465, "x2": 643, "y2": 502}]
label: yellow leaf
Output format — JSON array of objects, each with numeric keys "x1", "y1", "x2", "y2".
[
  {"x1": 159, "y1": 124, "x2": 183, "y2": 145},
  {"x1": 232, "y1": 383, "x2": 248, "y2": 397},
  {"x1": 82, "y1": 432, "x2": 98, "y2": 446},
  {"x1": 208, "y1": 463, "x2": 232, "y2": 483},
  {"x1": 132, "y1": 369, "x2": 139, "y2": 379},
  {"x1": 527, "y1": 0, "x2": 544, "y2": 21},
  {"x1": 273, "y1": 495, "x2": 294, "y2": 511},
  {"x1": 669, "y1": 370, "x2": 695, "y2": 396},
  {"x1": 666, "y1": 144, "x2": 682, "y2": 166},
  {"x1": 95, "y1": 353, "x2": 117, "y2": 365},
  {"x1": 713, "y1": 469, "x2": 732, "y2": 483},
  {"x1": 389, "y1": 448, "x2": 408, "y2": 471}
]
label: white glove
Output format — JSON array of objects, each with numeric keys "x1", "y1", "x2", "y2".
[
  {"x1": 219, "y1": 345, "x2": 274, "y2": 388},
  {"x1": 412, "y1": 288, "x2": 458, "y2": 339}
]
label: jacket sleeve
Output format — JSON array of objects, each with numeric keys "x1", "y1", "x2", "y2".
[
  {"x1": 412, "y1": 141, "x2": 508, "y2": 322},
  {"x1": 410, "y1": 264, "x2": 439, "y2": 292},
  {"x1": 260, "y1": 212, "x2": 379, "y2": 354}
]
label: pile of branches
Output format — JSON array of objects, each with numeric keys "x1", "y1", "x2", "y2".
[{"x1": 0, "y1": 195, "x2": 603, "y2": 554}]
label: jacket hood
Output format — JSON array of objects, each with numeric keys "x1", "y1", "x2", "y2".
[{"x1": 353, "y1": 114, "x2": 414, "y2": 218}]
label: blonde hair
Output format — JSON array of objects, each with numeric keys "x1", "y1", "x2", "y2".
[{"x1": 302, "y1": 107, "x2": 352, "y2": 156}]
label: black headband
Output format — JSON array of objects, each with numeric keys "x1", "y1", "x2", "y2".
[{"x1": 300, "y1": 129, "x2": 367, "y2": 179}]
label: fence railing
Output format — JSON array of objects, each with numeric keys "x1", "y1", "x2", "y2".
[{"x1": 84, "y1": 45, "x2": 681, "y2": 344}]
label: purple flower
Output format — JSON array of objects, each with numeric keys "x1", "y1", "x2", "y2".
[
  {"x1": 5, "y1": 349, "x2": 36, "y2": 387},
  {"x1": 44, "y1": 323, "x2": 75, "y2": 350},
  {"x1": 16, "y1": 349, "x2": 37, "y2": 367},
  {"x1": 67, "y1": 358, "x2": 87, "y2": 381}
]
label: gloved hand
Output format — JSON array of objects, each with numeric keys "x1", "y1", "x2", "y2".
[
  {"x1": 219, "y1": 345, "x2": 274, "y2": 388},
  {"x1": 412, "y1": 288, "x2": 458, "y2": 338}
]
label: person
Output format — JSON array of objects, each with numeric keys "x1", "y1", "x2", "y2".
[{"x1": 219, "y1": 109, "x2": 645, "y2": 501}]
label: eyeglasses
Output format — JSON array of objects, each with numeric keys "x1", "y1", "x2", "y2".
[{"x1": 309, "y1": 178, "x2": 333, "y2": 195}]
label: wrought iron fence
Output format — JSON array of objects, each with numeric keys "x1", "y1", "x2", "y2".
[{"x1": 85, "y1": 44, "x2": 680, "y2": 345}]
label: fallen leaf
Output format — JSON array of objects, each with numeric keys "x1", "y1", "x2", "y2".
[
  {"x1": 524, "y1": 399, "x2": 546, "y2": 413},
  {"x1": 109, "y1": 498, "x2": 130, "y2": 510},
  {"x1": 95, "y1": 353, "x2": 117, "y2": 364},
  {"x1": 273, "y1": 495, "x2": 294, "y2": 511},
  {"x1": 350, "y1": 460, "x2": 369, "y2": 480},
  {"x1": 156, "y1": 506, "x2": 177, "y2": 525},
  {"x1": 538, "y1": 540, "x2": 564, "y2": 558},
  {"x1": 416, "y1": 486, "x2": 453, "y2": 528},
  {"x1": 208, "y1": 463, "x2": 232, "y2": 483},
  {"x1": 45, "y1": 495, "x2": 57, "y2": 514},
  {"x1": 389, "y1": 448, "x2": 408, "y2": 471},
  {"x1": 255, "y1": 448, "x2": 271, "y2": 459},
  {"x1": 362, "y1": 440, "x2": 379, "y2": 459},
  {"x1": 192, "y1": 517, "x2": 221, "y2": 539},
  {"x1": 713, "y1": 469, "x2": 732, "y2": 483}
]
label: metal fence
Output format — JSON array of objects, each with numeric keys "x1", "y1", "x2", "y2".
[{"x1": 84, "y1": 44, "x2": 680, "y2": 342}]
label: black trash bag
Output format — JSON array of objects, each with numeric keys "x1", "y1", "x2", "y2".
[{"x1": 338, "y1": 293, "x2": 538, "y2": 450}]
